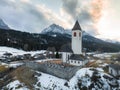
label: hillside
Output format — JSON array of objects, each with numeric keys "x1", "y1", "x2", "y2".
[
  {"x1": 0, "y1": 24, "x2": 120, "y2": 52},
  {"x1": 0, "y1": 65, "x2": 119, "y2": 90}
]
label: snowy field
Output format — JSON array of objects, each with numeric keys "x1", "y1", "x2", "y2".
[{"x1": 0, "y1": 46, "x2": 46, "y2": 56}]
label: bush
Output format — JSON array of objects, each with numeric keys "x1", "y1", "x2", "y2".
[{"x1": 0, "y1": 65, "x2": 7, "y2": 72}]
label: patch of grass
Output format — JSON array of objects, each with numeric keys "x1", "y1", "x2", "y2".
[
  {"x1": 0, "y1": 65, "x2": 8, "y2": 72},
  {"x1": 11, "y1": 66, "x2": 37, "y2": 89},
  {"x1": 90, "y1": 63, "x2": 99, "y2": 68},
  {"x1": 104, "y1": 59, "x2": 111, "y2": 64}
]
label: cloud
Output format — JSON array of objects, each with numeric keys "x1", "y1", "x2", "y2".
[
  {"x1": 0, "y1": 0, "x2": 72, "y2": 32},
  {"x1": 0, "y1": 0, "x2": 48, "y2": 32},
  {"x1": 90, "y1": 0, "x2": 104, "y2": 23},
  {"x1": 61, "y1": 0, "x2": 106, "y2": 35},
  {"x1": 20, "y1": 0, "x2": 30, "y2": 3},
  {"x1": 62, "y1": 0, "x2": 78, "y2": 18},
  {"x1": 0, "y1": 0, "x2": 116, "y2": 40}
]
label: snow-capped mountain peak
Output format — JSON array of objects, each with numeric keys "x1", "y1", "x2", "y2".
[
  {"x1": 41, "y1": 24, "x2": 71, "y2": 35},
  {"x1": 0, "y1": 18, "x2": 10, "y2": 30},
  {"x1": 82, "y1": 31, "x2": 90, "y2": 36},
  {"x1": 41, "y1": 24, "x2": 91, "y2": 38}
]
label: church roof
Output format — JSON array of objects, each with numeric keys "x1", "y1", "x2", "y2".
[
  {"x1": 72, "y1": 20, "x2": 82, "y2": 31},
  {"x1": 70, "y1": 54, "x2": 86, "y2": 61},
  {"x1": 109, "y1": 64, "x2": 120, "y2": 70}
]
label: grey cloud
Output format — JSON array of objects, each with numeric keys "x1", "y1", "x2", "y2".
[
  {"x1": 61, "y1": 0, "x2": 98, "y2": 36},
  {"x1": 0, "y1": 0, "x2": 10, "y2": 6},
  {"x1": 62, "y1": 0, "x2": 78, "y2": 18},
  {"x1": 78, "y1": 10, "x2": 93, "y2": 23},
  {"x1": 0, "y1": 0, "x2": 99, "y2": 35},
  {"x1": 0, "y1": 0, "x2": 50, "y2": 33}
]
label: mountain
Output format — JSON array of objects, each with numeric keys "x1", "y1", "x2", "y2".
[
  {"x1": 41, "y1": 24, "x2": 120, "y2": 52},
  {"x1": 41, "y1": 24, "x2": 98, "y2": 40},
  {"x1": 0, "y1": 18, "x2": 10, "y2": 30},
  {"x1": 41, "y1": 24, "x2": 71, "y2": 35},
  {"x1": 0, "y1": 23, "x2": 120, "y2": 52}
]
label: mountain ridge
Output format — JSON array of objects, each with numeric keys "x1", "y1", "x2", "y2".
[
  {"x1": 41, "y1": 24, "x2": 72, "y2": 36},
  {"x1": 0, "y1": 23, "x2": 120, "y2": 52},
  {"x1": 0, "y1": 18, "x2": 10, "y2": 30}
]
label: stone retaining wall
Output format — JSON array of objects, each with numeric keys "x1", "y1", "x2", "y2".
[{"x1": 25, "y1": 62, "x2": 80, "y2": 80}]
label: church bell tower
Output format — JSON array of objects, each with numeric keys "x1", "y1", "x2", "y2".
[{"x1": 72, "y1": 20, "x2": 82, "y2": 54}]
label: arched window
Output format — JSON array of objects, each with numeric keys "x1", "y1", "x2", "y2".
[
  {"x1": 74, "y1": 61, "x2": 76, "y2": 63},
  {"x1": 111, "y1": 69, "x2": 113, "y2": 74},
  {"x1": 74, "y1": 32, "x2": 76, "y2": 37},
  {"x1": 68, "y1": 55, "x2": 69, "y2": 60},
  {"x1": 79, "y1": 32, "x2": 81, "y2": 37}
]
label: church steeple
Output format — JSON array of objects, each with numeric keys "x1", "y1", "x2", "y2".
[
  {"x1": 72, "y1": 20, "x2": 82, "y2": 54},
  {"x1": 72, "y1": 20, "x2": 82, "y2": 31}
]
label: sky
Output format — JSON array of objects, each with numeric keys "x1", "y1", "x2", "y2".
[{"x1": 0, "y1": 0, "x2": 120, "y2": 42}]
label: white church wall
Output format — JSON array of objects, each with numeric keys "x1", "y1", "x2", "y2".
[
  {"x1": 62, "y1": 52, "x2": 72, "y2": 63},
  {"x1": 72, "y1": 30, "x2": 82, "y2": 54},
  {"x1": 69, "y1": 60, "x2": 83, "y2": 66}
]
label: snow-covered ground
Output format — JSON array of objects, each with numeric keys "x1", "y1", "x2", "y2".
[
  {"x1": 34, "y1": 68, "x2": 94, "y2": 90},
  {"x1": 0, "y1": 46, "x2": 120, "y2": 90},
  {"x1": 0, "y1": 46, "x2": 46, "y2": 56},
  {"x1": 0, "y1": 46, "x2": 25, "y2": 55},
  {"x1": 93, "y1": 53, "x2": 120, "y2": 59},
  {"x1": 3, "y1": 80, "x2": 29, "y2": 90},
  {"x1": 2, "y1": 67, "x2": 119, "y2": 90}
]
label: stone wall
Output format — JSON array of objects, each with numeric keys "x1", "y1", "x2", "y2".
[{"x1": 25, "y1": 62, "x2": 80, "y2": 80}]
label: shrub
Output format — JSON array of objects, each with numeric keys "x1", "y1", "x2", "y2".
[{"x1": 0, "y1": 65, "x2": 7, "y2": 72}]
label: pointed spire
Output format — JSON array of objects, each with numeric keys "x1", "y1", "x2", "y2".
[{"x1": 72, "y1": 20, "x2": 82, "y2": 31}]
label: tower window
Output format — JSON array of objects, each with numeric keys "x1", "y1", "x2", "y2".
[
  {"x1": 79, "y1": 32, "x2": 81, "y2": 37},
  {"x1": 74, "y1": 32, "x2": 76, "y2": 37}
]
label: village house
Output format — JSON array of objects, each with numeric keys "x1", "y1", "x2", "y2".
[{"x1": 109, "y1": 64, "x2": 120, "y2": 77}]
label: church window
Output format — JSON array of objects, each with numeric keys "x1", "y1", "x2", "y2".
[
  {"x1": 68, "y1": 55, "x2": 69, "y2": 60},
  {"x1": 74, "y1": 61, "x2": 76, "y2": 63},
  {"x1": 79, "y1": 32, "x2": 81, "y2": 37},
  {"x1": 74, "y1": 32, "x2": 76, "y2": 37},
  {"x1": 111, "y1": 69, "x2": 113, "y2": 74}
]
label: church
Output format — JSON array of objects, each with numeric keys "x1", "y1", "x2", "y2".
[{"x1": 62, "y1": 20, "x2": 88, "y2": 66}]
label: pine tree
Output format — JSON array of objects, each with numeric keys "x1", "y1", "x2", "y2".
[{"x1": 55, "y1": 51, "x2": 59, "y2": 58}]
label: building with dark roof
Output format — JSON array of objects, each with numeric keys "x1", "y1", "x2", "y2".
[{"x1": 109, "y1": 64, "x2": 120, "y2": 77}]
